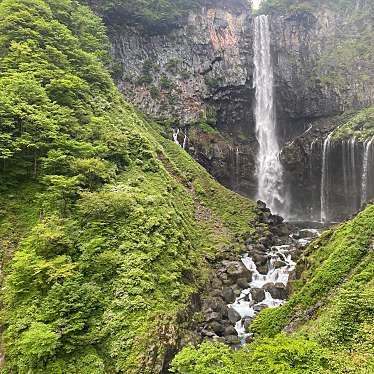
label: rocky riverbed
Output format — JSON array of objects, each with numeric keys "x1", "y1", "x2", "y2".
[{"x1": 196, "y1": 200, "x2": 321, "y2": 347}]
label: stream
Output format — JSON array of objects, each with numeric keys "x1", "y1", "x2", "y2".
[{"x1": 229, "y1": 226, "x2": 321, "y2": 344}]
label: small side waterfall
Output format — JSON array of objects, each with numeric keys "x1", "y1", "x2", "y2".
[
  {"x1": 361, "y1": 137, "x2": 374, "y2": 206},
  {"x1": 319, "y1": 133, "x2": 373, "y2": 222},
  {"x1": 172, "y1": 128, "x2": 188, "y2": 149},
  {"x1": 320, "y1": 132, "x2": 333, "y2": 222},
  {"x1": 172, "y1": 128, "x2": 180, "y2": 145},
  {"x1": 253, "y1": 15, "x2": 284, "y2": 215}
]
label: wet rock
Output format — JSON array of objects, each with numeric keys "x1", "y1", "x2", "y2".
[
  {"x1": 252, "y1": 253, "x2": 268, "y2": 266},
  {"x1": 267, "y1": 214, "x2": 284, "y2": 225},
  {"x1": 224, "y1": 261, "x2": 252, "y2": 282},
  {"x1": 205, "y1": 311, "x2": 222, "y2": 322},
  {"x1": 257, "y1": 263, "x2": 269, "y2": 274},
  {"x1": 256, "y1": 200, "x2": 267, "y2": 210},
  {"x1": 273, "y1": 260, "x2": 286, "y2": 269},
  {"x1": 274, "y1": 223, "x2": 291, "y2": 237},
  {"x1": 253, "y1": 303, "x2": 268, "y2": 312},
  {"x1": 209, "y1": 321, "x2": 225, "y2": 335},
  {"x1": 263, "y1": 282, "x2": 288, "y2": 299},
  {"x1": 228, "y1": 307, "x2": 241, "y2": 323},
  {"x1": 224, "y1": 326, "x2": 238, "y2": 336},
  {"x1": 253, "y1": 244, "x2": 267, "y2": 253},
  {"x1": 225, "y1": 335, "x2": 241, "y2": 345},
  {"x1": 201, "y1": 329, "x2": 216, "y2": 338},
  {"x1": 250, "y1": 288, "x2": 265, "y2": 303},
  {"x1": 245, "y1": 335, "x2": 253, "y2": 344},
  {"x1": 258, "y1": 236, "x2": 272, "y2": 246},
  {"x1": 236, "y1": 277, "x2": 250, "y2": 289},
  {"x1": 243, "y1": 316, "x2": 254, "y2": 330},
  {"x1": 222, "y1": 287, "x2": 235, "y2": 303}
]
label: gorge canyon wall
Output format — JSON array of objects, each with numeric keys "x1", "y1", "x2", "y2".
[{"x1": 96, "y1": 0, "x2": 374, "y2": 221}]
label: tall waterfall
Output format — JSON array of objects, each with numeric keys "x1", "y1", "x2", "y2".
[{"x1": 253, "y1": 15, "x2": 284, "y2": 214}]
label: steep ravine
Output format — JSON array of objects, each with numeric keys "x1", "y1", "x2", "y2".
[{"x1": 97, "y1": 0, "x2": 373, "y2": 223}]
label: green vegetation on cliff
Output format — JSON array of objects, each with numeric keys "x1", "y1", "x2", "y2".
[
  {"x1": 259, "y1": 0, "x2": 373, "y2": 101},
  {"x1": 172, "y1": 205, "x2": 374, "y2": 373},
  {"x1": 0, "y1": 1, "x2": 256, "y2": 373},
  {"x1": 81, "y1": 0, "x2": 201, "y2": 28},
  {"x1": 332, "y1": 107, "x2": 374, "y2": 140}
]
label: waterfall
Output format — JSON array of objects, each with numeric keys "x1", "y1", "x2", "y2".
[
  {"x1": 320, "y1": 132, "x2": 333, "y2": 222},
  {"x1": 253, "y1": 15, "x2": 284, "y2": 214},
  {"x1": 350, "y1": 138, "x2": 358, "y2": 210},
  {"x1": 235, "y1": 147, "x2": 240, "y2": 190},
  {"x1": 172, "y1": 128, "x2": 180, "y2": 145},
  {"x1": 361, "y1": 137, "x2": 373, "y2": 206}
]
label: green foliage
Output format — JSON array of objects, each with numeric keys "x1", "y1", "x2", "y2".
[
  {"x1": 172, "y1": 335, "x2": 332, "y2": 373},
  {"x1": 251, "y1": 205, "x2": 374, "y2": 338},
  {"x1": 0, "y1": 1, "x2": 258, "y2": 373},
  {"x1": 81, "y1": 0, "x2": 201, "y2": 29},
  {"x1": 332, "y1": 107, "x2": 374, "y2": 140}
]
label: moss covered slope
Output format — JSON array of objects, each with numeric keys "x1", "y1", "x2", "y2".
[{"x1": 0, "y1": 1, "x2": 256, "y2": 373}]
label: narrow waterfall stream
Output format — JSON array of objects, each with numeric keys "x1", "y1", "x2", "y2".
[
  {"x1": 253, "y1": 15, "x2": 284, "y2": 215},
  {"x1": 361, "y1": 137, "x2": 373, "y2": 206},
  {"x1": 320, "y1": 132, "x2": 333, "y2": 222}
]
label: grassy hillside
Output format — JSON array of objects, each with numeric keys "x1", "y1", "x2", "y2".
[
  {"x1": 0, "y1": 1, "x2": 257, "y2": 373},
  {"x1": 172, "y1": 204, "x2": 374, "y2": 373}
]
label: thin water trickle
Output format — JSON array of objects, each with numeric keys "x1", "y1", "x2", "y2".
[
  {"x1": 320, "y1": 132, "x2": 333, "y2": 223},
  {"x1": 361, "y1": 137, "x2": 374, "y2": 206},
  {"x1": 172, "y1": 128, "x2": 180, "y2": 145}
]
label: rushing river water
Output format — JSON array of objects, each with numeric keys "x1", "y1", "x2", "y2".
[{"x1": 228, "y1": 226, "x2": 321, "y2": 344}]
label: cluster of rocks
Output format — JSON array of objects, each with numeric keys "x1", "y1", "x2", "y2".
[
  {"x1": 198, "y1": 259, "x2": 251, "y2": 346},
  {"x1": 196, "y1": 201, "x2": 303, "y2": 346},
  {"x1": 198, "y1": 201, "x2": 322, "y2": 347}
]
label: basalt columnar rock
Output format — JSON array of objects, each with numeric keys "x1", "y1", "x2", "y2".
[{"x1": 91, "y1": 0, "x2": 373, "y2": 221}]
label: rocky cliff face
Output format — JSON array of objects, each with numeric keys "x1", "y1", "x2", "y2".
[
  {"x1": 109, "y1": 0, "x2": 254, "y2": 133},
  {"x1": 100, "y1": 0, "x2": 373, "y2": 221},
  {"x1": 272, "y1": 6, "x2": 374, "y2": 142}
]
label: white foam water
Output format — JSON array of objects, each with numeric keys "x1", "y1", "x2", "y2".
[{"x1": 253, "y1": 15, "x2": 285, "y2": 216}]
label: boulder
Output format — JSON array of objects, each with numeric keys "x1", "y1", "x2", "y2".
[
  {"x1": 224, "y1": 261, "x2": 252, "y2": 282},
  {"x1": 201, "y1": 329, "x2": 216, "y2": 338},
  {"x1": 228, "y1": 307, "x2": 241, "y2": 323},
  {"x1": 253, "y1": 303, "x2": 268, "y2": 312},
  {"x1": 209, "y1": 321, "x2": 224, "y2": 335},
  {"x1": 243, "y1": 316, "x2": 254, "y2": 330},
  {"x1": 222, "y1": 287, "x2": 236, "y2": 303},
  {"x1": 273, "y1": 260, "x2": 286, "y2": 269},
  {"x1": 267, "y1": 214, "x2": 284, "y2": 225},
  {"x1": 224, "y1": 326, "x2": 238, "y2": 336},
  {"x1": 257, "y1": 263, "x2": 269, "y2": 274},
  {"x1": 236, "y1": 277, "x2": 250, "y2": 289},
  {"x1": 205, "y1": 311, "x2": 222, "y2": 322},
  {"x1": 263, "y1": 282, "x2": 288, "y2": 299},
  {"x1": 256, "y1": 200, "x2": 267, "y2": 210},
  {"x1": 225, "y1": 335, "x2": 241, "y2": 345},
  {"x1": 250, "y1": 288, "x2": 265, "y2": 303},
  {"x1": 252, "y1": 253, "x2": 268, "y2": 266}
]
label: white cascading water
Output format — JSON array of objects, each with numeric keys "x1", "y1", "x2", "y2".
[
  {"x1": 320, "y1": 132, "x2": 333, "y2": 223},
  {"x1": 172, "y1": 128, "x2": 180, "y2": 145},
  {"x1": 229, "y1": 228, "x2": 320, "y2": 343},
  {"x1": 253, "y1": 15, "x2": 284, "y2": 215},
  {"x1": 361, "y1": 137, "x2": 374, "y2": 206}
]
